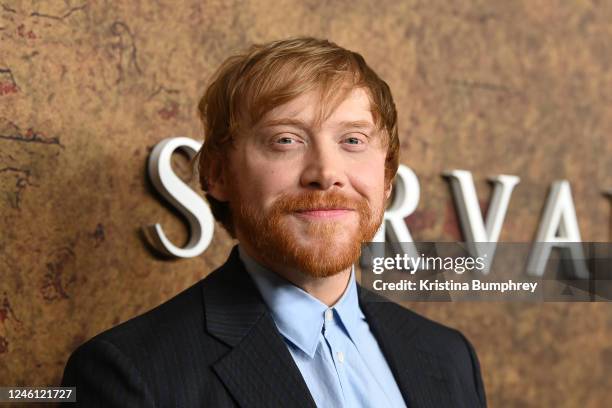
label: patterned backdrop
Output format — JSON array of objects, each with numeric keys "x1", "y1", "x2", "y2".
[{"x1": 1, "y1": 1, "x2": 611, "y2": 407}]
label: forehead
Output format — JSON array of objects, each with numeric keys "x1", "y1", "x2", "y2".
[{"x1": 258, "y1": 87, "x2": 375, "y2": 130}]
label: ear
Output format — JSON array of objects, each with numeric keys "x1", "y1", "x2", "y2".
[
  {"x1": 206, "y1": 158, "x2": 231, "y2": 202},
  {"x1": 384, "y1": 180, "x2": 393, "y2": 202}
]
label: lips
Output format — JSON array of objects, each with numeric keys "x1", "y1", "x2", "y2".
[
  {"x1": 294, "y1": 208, "x2": 354, "y2": 219},
  {"x1": 297, "y1": 207, "x2": 352, "y2": 212}
]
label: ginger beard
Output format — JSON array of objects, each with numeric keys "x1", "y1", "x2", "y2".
[{"x1": 230, "y1": 189, "x2": 385, "y2": 278}]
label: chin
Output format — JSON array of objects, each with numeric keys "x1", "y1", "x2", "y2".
[{"x1": 295, "y1": 231, "x2": 355, "y2": 247}]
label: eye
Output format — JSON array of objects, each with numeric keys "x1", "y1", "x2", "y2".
[
  {"x1": 342, "y1": 133, "x2": 367, "y2": 146},
  {"x1": 276, "y1": 136, "x2": 296, "y2": 144},
  {"x1": 269, "y1": 133, "x2": 303, "y2": 150}
]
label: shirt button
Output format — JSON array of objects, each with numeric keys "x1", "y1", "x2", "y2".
[
  {"x1": 325, "y1": 309, "x2": 333, "y2": 322},
  {"x1": 337, "y1": 351, "x2": 344, "y2": 363}
]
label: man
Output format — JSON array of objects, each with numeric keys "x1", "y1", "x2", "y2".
[{"x1": 62, "y1": 37, "x2": 486, "y2": 407}]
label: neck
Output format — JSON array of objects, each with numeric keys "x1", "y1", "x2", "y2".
[
  {"x1": 239, "y1": 241, "x2": 352, "y2": 306},
  {"x1": 279, "y1": 265, "x2": 352, "y2": 307}
]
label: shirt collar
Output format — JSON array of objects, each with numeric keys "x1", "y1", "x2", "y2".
[{"x1": 238, "y1": 244, "x2": 365, "y2": 358}]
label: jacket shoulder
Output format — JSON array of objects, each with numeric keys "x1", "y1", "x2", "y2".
[
  {"x1": 62, "y1": 271, "x2": 230, "y2": 406},
  {"x1": 95, "y1": 278, "x2": 205, "y2": 348}
]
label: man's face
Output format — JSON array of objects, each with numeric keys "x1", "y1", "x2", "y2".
[{"x1": 214, "y1": 87, "x2": 392, "y2": 278}]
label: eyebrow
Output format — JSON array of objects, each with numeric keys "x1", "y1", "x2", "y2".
[{"x1": 259, "y1": 118, "x2": 376, "y2": 132}]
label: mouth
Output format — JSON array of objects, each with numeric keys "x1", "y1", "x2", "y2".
[{"x1": 294, "y1": 208, "x2": 355, "y2": 219}]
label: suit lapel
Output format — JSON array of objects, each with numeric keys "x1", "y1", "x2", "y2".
[
  {"x1": 358, "y1": 286, "x2": 455, "y2": 408},
  {"x1": 203, "y1": 246, "x2": 316, "y2": 408}
]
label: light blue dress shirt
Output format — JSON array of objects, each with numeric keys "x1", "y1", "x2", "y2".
[{"x1": 238, "y1": 245, "x2": 407, "y2": 408}]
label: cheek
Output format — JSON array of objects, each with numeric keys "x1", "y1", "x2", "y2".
[
  {"x1": 237, "y1": 156, "x2": 297, "y2": 208},
  {"x1": 349, "y1": 154, "x2": 387, "y2": 199},
  {"x1": 351, "y1": 176, "x2": 386, "y2": 207}
]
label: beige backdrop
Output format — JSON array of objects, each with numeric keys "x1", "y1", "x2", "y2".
[{"x1": 1, "y1": 0, "x2": 611, "y2": 407}]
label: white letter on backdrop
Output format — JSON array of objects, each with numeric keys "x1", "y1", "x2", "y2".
[
  {"x1": 144, "y1": 137, "x2": 214, "y2": 258},
  {"x1": 443, "y1": 170, "x2": 520, "y2": 274}
]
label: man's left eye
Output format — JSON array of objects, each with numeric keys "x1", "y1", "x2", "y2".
[
  {"x1": 344, "y1": 135, "x2": 364, "y2": 145},
  {"x1": 277, "y1": 137, "x2": 295, "y2": 144}
]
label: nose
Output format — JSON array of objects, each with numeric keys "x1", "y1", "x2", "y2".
[{"x1": 299, "y1": 142, "x2": 346, "y2": 190}]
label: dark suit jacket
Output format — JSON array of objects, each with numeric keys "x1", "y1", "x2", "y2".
[{"x1": 62, "y1": 245, "x2": 487, "y2": 407}]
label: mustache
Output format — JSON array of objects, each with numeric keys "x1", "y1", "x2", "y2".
[{"x1": 272, "y1": 191, "x2": 366, "y2": 213}]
